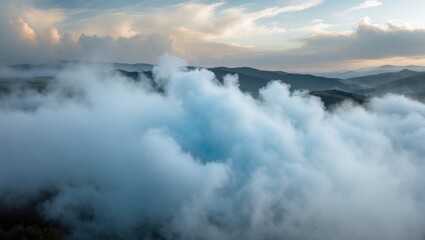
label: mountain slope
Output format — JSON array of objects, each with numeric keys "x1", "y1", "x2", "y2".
[
  {"x1": 310, "y1": 89, "x2": 367, "y2": 108},
  {"x1": 209, "y1": 67, "x2": 354, "y2": 96},
  {"x1": 115, "y1": 67, "x2": 355, "y2": 97},
  {"x1": 343, "y1": 69, "x2": 423, "y2": 88},
  {"x1": 2, "y1": 62, "x2": 366, "y2": 106},
  {"x1": 316, "y1": 65, "x2": 425, "y2": 79},
  {"x1": 367, "y1": 73, "x2": 425, "y2": 101}
]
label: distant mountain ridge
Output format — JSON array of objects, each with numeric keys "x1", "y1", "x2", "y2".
[
  {"x1": 363, "y1": 73, "x2": 425, "y2": 101},
  {"x1": 9, "y1": 61, "x2": 154, "y2": 73},
  {"x1": 342, "y1": 69, "x2": 423, "y2": 88},
  {"x1": 208, "y1": 67, "x2": 353, "y2": 97},
  {"x1": 315, "y1": 65, "x2": 425, "y2": 79},
  {"x1": 3, "y1": 61, "x2": 425, "y2": 107}
]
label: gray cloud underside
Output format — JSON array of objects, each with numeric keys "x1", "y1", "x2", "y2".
[
  {"x1": 4, "y1": 18, "x2": 425, "y2": 70},
  {"x1": 228, "y1": 19, "x2": 425, "y2": 69}
]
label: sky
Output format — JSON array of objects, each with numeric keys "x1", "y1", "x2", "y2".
[{"x1": 1, "y1": 0, "x2": 425, "y2": 71}]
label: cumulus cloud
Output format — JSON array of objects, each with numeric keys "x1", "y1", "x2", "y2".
[
  {"x1": 305, "y1": 17, "x2": 425, "y2": 59},
  {"x1": 0, "y1": 0, "x2": 178, "y2": 66},
  {"x1": 2, "y1": 0, "x2": 423, "y2": 71},
  {"x1": 1, "y1": 56, "x2": 425, "y2": 239},
  {"x1": 0, "y1": 0, "x2": 323, "y2": 66},
  {"x1": 229, "y1": 17, "x2": 425, "y2": 71}
]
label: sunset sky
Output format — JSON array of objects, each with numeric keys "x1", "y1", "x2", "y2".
[{"x1": 2, "y1": 0, "x2": 425, "y2": 71}]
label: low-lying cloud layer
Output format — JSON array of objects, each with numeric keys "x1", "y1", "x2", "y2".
[{"x1": 1, "y1": 56, "x2": 425, "y2": 239}]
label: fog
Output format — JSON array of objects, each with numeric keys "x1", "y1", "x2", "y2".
[{"x1": 1, "y1": 56, "x2": 425, "y2": 240}]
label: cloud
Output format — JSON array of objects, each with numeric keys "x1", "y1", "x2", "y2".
[
  {"x1": 0, "y1": 1, "x2": 254, "y2": 65},
  {"x1": 0, "y1": 0, "x2": 67, "y2": 64},
  {"x1": 291, "y1": 19, "x2": 335, "y2": 35},
  {"x1": 0, "y1": 0, "x2": 422, "y2": 71},
  {"x1": 305, "y1": 17, "x2": 425, "y2": 59},
  {"x1": 1, "y1": 56, "x2": 425, "y2": 239},
  {"x1": 71, "y1": 1, "x2": 298, "y2": 40},
  {"x1": 247, "y1": 0, "x2": 323, "y2": 19},
  {"x1": 225, "y1": 17, "x2": 425, "y2": 71},
  {"x1": 0, "y1": 0, "x2": 323, "y2": 66},
  {"x1": 344, "y1": 0, "x2": 382, "y2": 12}
]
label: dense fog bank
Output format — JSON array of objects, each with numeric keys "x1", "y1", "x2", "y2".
[{"x1": 1, "y1": 56, "x2": 425, "y2": 240}]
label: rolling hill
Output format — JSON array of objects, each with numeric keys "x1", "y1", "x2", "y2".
[
  {"x1": 209, "y1": 67, "x2": 354, "y2": 96},
  {"x1": 366, "y1": 73, "x2": 425, "y2": 101},
  {"x1": 310, "y1": 89, "x2": 367, "y2": 108},
  {"x1": 12, "y1": 61, "x2": 425, "y2": 108},
  {"x1": 343, "y1": 69, "x2": 423, "y2": 88}
]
